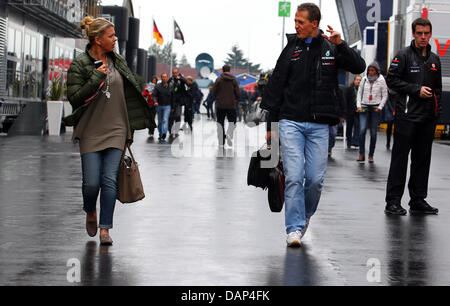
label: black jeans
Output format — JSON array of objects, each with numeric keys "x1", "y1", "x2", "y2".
[
  {"x1": 346, "y1": 113, "x2": 359, "y2": 147},
  {"x1": 216, "y1": 108, "x2": 236, "y2": 145},
  {"x1": 386, "y1": 121, "x2": 394, "y2": 146},
  {"x1": 385, "y1": 119, "x2": 436, "y2": 205},
  {"x1": 206, "y1": 102, "x2": 215, "y2": 119},
  {"x1": 193, "y1": 101, "x2": 201, "y2": 114},
  {"x1": 169, "y1": 104, "x2": 182, "y2": 135},
  {"x1": 148, "y1": 106, "x2": 156, "y2": 135},
  {"x1": 183, "y1": 104, "x2": 193, "y2": 130}
]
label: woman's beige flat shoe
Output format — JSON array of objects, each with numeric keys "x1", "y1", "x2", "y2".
[{"x1": 100, "y1": 234, "x2": 113, "y2": 246}]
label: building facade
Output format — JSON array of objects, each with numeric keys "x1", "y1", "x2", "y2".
[{"x1": 0, "y1": 0, "x2": 100, "y2": 134}]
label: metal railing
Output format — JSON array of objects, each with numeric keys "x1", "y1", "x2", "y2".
[
  {"x1": 0, "y1": 101, "x2": 22, "y2": 117},
  {"x1": 0, "y1": 17, "x2": 7, "y2": 99}
]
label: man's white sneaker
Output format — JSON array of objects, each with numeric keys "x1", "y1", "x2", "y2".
[
  {"x1": 301, "y1": 218, "x2": 310, "y2": 237},
  {"x1": 286, "y1": 231, "x2": 302, "y2": 247}
]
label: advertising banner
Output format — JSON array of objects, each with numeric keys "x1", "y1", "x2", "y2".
[
  {"x1": 353, "y1": 0, "x2": 393, "y2": 35},
  {"x1": 336, "y1": 0, "x2": 393, "y2": 45}
]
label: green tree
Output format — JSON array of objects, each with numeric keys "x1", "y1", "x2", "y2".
[
  {"x1": 180, "y1": 54, "x2": 191, "y2": 67},
  {"x1": 224, "y1": 45, "x2": 246, "y2": 70},
  {"x1": 224, "y1": 44, "x2": 261, "y2": 74},
  {"x1": 149, "y1": 42, "x2": 178, "y2": 66}
]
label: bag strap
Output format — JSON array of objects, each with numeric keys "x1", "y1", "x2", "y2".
[
  {"x1": 120, "y1": 143, "x2": 137, "y2": 163},
  {"x1": 126, "y1": 143, "x2": 137, "y2": 163}
]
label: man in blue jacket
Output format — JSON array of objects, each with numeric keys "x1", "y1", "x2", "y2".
[{"x1": 261, "y1": 3, "x2": 366, "y2": 247}]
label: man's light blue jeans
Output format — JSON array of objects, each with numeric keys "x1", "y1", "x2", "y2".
[
  {"x1": 279, "y1": 120, "x2": 329, "y2": 234},
  {"x1": 157, "y1": 105, "x2": 171, "y2": 137}
]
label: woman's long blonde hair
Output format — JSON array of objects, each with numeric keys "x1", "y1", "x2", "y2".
[
  {"x1": 80, "y1": 16, "x2": 114, "y2": 44},
  {"x1": 350, "y1": 74, "x2": 362, "y2": 87}
]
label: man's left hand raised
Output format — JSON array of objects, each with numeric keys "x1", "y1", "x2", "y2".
[{"x1": 322, "y1": 25, "x2": 343, "y2": 45}]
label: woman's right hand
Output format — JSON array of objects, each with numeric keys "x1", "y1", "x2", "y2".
[
  {"x1": 97, "y1": 64, "x2": 107, "y2": 75},
  {"x1": 357, "y1": 107, "x2": 363, "y2": 113}
]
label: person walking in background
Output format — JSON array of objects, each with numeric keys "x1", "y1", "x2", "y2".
[
  {"x1": 356, "y1": 62, "x2": 388, "y2": 163},
  {"x1": 344, "y1": 75, "x2": 362, "y2": 149},
  {"x1": 184, "y1": 76, "x2": 197, "y2": 132},
  {"x1": 213, "y1": 64, "x2": 240, "y2": 147},
  {"x1": 237, "y1": 86, "x2": 249, "y2": 122},
  {"x1": 261, "y1": 3, "x2": 365, "y2": 247},
  {"x1": 328, "y1": 87, "x2": 346, "y2": 157},
  {"x1": 250, "y1": 73, "x2": 270, "y2": 107},
  {"x1": 203, "y1": 85, "x2": 215, "y2": 120},
  {"x1": 385, "y1": 18, "x2": 442, "y2": 216},
  {"x1": 168, "y1": 68, "x2": 187, "y2": 137},
  {"x1": 153, "y1": 73, "x2": 172, "y2": 143},
  {"x1": 65, "y1": 16, "x2": 155, "y2": 245},
  {"x1": 143, "y1": 76, "x2": 158, "y2": 137},
  {"x1": 193, "y1": 84, "x2": 203, "y2": 116},
  {"x1": 328, "y1": 124, "x2": 338, "y2": 157}
]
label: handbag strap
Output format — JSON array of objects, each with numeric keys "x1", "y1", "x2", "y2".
[{"x1": 120, "y1": 143, "x2": 137, "y2": 163}]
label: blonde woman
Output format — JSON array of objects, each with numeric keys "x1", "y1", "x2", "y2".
[{"x1": 64, "y1": 16, "x2": 155, "y2": 245}]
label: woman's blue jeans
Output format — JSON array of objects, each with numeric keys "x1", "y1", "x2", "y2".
[
  {"x1": 359, "y1": 109, "x2": 380, "y2": 157},
  {"x1": 81, "y1": 148, "x2": 123, "y2": 229},
  {"x1": 279, "y1": 120, "x2": 329, "y2": 234}
]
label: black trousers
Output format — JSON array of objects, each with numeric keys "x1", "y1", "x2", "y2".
[
  {"x1": 206, "y1": 101, "x2": 215, "y2": 119},
  {"x1": 169, "y1": 105, "x2": 182, "y2": 135},
  {"x1": 346, "y1": 113, "x2": 359, "y2": 147},
  {"x1": 147, "y1": 106, "x2": 156, "y2": 135},
  {"x1": 216, "y1": 108, "x2": 236, "y2": 145},
  {"x1": 183, "y1": 104, "x2": 193, "y2": 130},
  {"x1": 385, "y1": 119, "x2": 436, "y2": 205},
  {"x1": 386, "y1": 121, "x2": 394, "y2": 146}
]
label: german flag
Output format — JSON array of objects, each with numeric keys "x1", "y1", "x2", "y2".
[{"x1": 153, "y1": 20, "x2": 164, "y2": 45}]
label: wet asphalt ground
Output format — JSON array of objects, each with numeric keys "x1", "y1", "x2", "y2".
[{"x1": 1, "y1": 115, "x2": 450, "y2": 286}]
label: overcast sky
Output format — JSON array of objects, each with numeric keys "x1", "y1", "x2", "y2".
[{"x1": 101, "y1": 0, "x2": 342, "y2": 71}]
